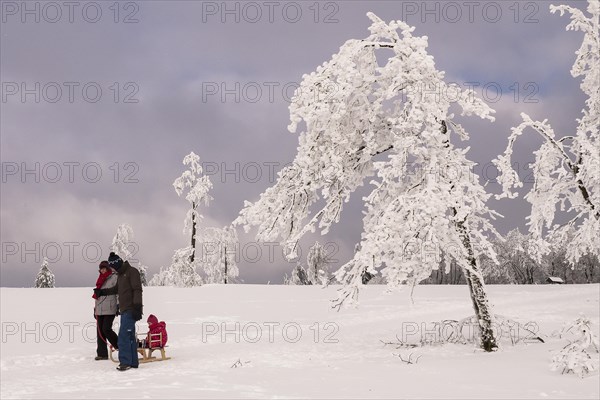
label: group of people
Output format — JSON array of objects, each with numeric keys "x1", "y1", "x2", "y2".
[{"x1": 92, "y1": 252, "x2": 167, "y2": 371}]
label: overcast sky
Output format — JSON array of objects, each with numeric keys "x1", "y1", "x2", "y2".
[{"x1": 0, "y1": 0, "x2": 589, "y2": 287}]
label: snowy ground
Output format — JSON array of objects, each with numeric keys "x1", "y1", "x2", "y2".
[{"x1": 1, "y1": 284, "x2": 599, "y2": 399}]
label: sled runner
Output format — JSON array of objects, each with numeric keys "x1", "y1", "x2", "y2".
[{"x1": 109, "y1": 332, "x2": 171, "y2": 364}]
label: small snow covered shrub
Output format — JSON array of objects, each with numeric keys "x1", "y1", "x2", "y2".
[
  {"x1": 551, "y1": 316, "x2": 600, "y2": 377},
  {"x1": 284, "y1": 265, "x2": 312, "y2": 285},
  {"x1": 34, "y1": 257, "x2": 55, "y2": 288}
]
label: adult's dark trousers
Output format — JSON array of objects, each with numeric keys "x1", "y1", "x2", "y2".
[
  {"x1": 118, "y1": 310, "x2": 139, "y2": 367},
  {"x1": 96, "y1": 314, "x2": 119, "y2": 358}
]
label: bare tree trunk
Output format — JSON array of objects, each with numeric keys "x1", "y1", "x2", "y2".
[
  {"x1": 463, "y1": 267, "x2": 497, "y2": 351},
  {"x1": 455, "y1": 214, "x2": 498, "y2": 352},
  {"x1": 456, "y1": 262, "x2": 460, "y2": 284},
  {"x1": 190, "y1": 202, "x2": 196, "y2": 264},
  {"x1": 453, "y1": 262, "x2": 461, "y2": 285},
  {"x1": 224, "y1": 244, "x2": 228, "y2": 284}
]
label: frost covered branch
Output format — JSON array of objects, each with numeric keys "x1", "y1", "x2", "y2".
[
  {"x1": 551, "y1": 316, "x2": 600, "y2": 377},
  {"x1": 493, "y1": 0, "x2": 600, "y2": 264}
]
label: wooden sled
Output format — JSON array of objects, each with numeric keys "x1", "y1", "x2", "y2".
[{"x1": 109, "y1": 332, "x2": 171, "y2": 364}]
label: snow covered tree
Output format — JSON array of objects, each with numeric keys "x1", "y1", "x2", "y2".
[
  {"x1": 483, "y1": 230, "x2": 542, "y2": 284},
  {"x1": 154, "y1": 247, "x2": 202, "y2": 287},
  {"x1": 493, "y1": 0, "x2": 599, "y2": 266},
  {"x1": 235, "y1": 13, "x2": 500, "y2": 351},
  {"x1": 424, "y1": 258, "x2": 465, "y2": 285},
  {"x1": 137, "y1": 263, "x2": 148, "y2": 286},
  {"x1": 578, "y1": 253, "x2": 600, "y2": 283},
  {"x1": 148, "y1": 247, "x2": 202, "y2": 287},
  {"x1": 173, "y1": 152, "x2": 213, "y2": 264},
  {"x1": 111, "y1": 223, "x2": 134, "y2": 261},
  {"x1": 199, "y1": 226, "x2": 239, "y2": 284},
  {"x1": 306, "y1": 242, "x2": 329, "y2": 285},
  {"x1": 148, "y1": 266, "x2": 171, "y2": 286},
  {"x1": 352, "y1": 243, "x2": 377, "y2": 284},
  {"x1": 481, "y1": 237, "x2": 599, "y2": 284},
  {"x1": 34, "y1": 257, "x2": 55, "y2": 288},
  {"x1": 172, "y1": 247, "x2": 203, "y2": 287},
  {"x1": 284, "y1": 264, "x2": 312, "y2": 285},
  {"x1": 543, "y1": 244, "x2": 571, "y2": 283}
]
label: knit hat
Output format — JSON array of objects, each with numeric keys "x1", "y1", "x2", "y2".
[
  {"x1": 108, "y1": 252, "x2": 123, "y2": 270},
  {"x1": 99, "y1": 261, "x2": 109, "y2": 270}
]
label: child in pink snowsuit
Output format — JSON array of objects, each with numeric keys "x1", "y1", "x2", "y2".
[{"x1": 143, "y1": 314, "x2": 168, "y2": 348}]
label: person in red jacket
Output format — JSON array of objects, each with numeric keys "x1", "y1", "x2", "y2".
[{"x1": 142, "y1": 314, "x2": 168, "y2": 348}]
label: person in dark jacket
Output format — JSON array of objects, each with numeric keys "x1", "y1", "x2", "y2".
[
  {"x1": 93, "y1": 261, "x2": 119, "y2": 360},
  {"x1": 103, "y1": 252, "x2": 143, "y2": 371}
]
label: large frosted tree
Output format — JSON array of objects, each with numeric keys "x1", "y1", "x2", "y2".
[
  {"x1": 173, "y1": 152, "x2": 213, "y2": 264},
  {"x1": 34, "y1": 257, "x2": 55, "y2": 288},
  {"x1": 236, "y1": 13, "x2": 500, "y2": 351},
  {"x1": 494, "y1": 1, "x2": 599, "y2": 265}
]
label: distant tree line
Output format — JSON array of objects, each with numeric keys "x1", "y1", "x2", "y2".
[{"x1": 409, "y1": 230, "x2": 599, "y2": 285}]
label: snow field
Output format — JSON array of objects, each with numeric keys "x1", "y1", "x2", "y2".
[{"x1": 1, "y1": 284, "x2": 598, "y2": 399}]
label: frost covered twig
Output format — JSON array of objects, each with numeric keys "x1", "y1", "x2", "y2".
[
  {"x1": 393, "y1": 353, "x2": 422, "y2": 365},
  {"x1": 231, "y1": 359, "x2": 251, "y2": 368},
  {"x1": 380, "y1": 335, "x2": 420, "y2": 349}
]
